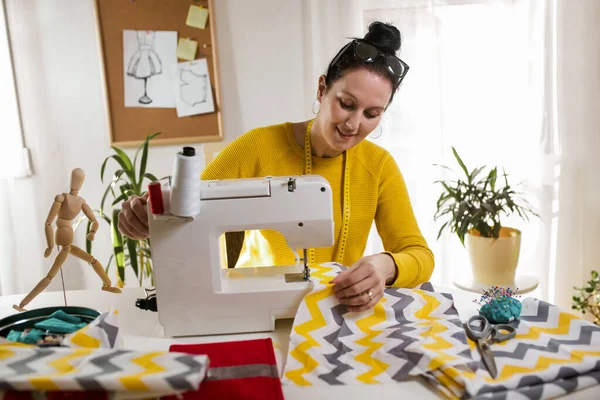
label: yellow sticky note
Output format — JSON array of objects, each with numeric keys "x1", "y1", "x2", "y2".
[
  {"x1": 176, "y1": 38, "x2": 198, "y2": 61},
  {"x1": 186, "y1": 5, "x2": 209, "y2": 30}
]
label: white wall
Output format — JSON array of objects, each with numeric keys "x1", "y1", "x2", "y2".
[{"x1": 3, "y1": 0, "x2": 310, "y2": 293}]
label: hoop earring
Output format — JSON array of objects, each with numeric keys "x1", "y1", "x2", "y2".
[
  {"x1": 369, "y1": 124, "x2": 383, "y2": 139},
  {"x1": 312, "y1": 99, "x2": 321, "y2": 115}
]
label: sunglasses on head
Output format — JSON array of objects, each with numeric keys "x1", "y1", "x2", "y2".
[{"x1": 328, "y1": 40, "x2": 409, "y2": 84}]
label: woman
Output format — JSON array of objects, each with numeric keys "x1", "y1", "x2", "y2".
[{"x1": 119, "y1": 21, "x2": 434, "y2": 312}]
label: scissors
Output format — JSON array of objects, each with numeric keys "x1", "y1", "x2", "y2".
[{"x1": 465, "y1": 315, "x2": 516, "y2": 378}]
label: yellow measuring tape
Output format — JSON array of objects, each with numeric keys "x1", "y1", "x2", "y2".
[{"x1": 304, "y1": 119, "x2": 350, "y2": 265}]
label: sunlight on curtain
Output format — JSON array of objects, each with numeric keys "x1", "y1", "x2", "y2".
[{"x1": 363, "y1": 0, "x2": 554, "y2": 298}]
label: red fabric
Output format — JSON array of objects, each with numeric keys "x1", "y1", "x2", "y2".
[{"x1": 163, "y1": 338, "x2": 284, "y2": 400}]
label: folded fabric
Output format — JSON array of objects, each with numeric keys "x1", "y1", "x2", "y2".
[
  {"x1": 6, "y1": 329, "x2": 45, "y2": 345},
  {"x1": 282, "y1": 262, "x2": 474, "y2": 386},
  {"x1": 164, "y1": 338, "x2": 284, "y2": 400},
  {"x1": 33, "y1": 318, "x2": 87, "y2": 334},
  {"x1": 0, "y1": 338, "x2": 208, "y2": 394},
  {"x1": 48, "y1": 310, "x2": 82, "y2": 324},
  {"x1": 62, "y1": 309, "x2": 122, "y2": 349},
  {"x1": 425, "y1": 298, "x2": 600, "y2": 399}
]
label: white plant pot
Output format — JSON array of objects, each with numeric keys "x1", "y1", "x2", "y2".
[{"x1": 465, "y1": 227, "x2": 521, "y2": 286}]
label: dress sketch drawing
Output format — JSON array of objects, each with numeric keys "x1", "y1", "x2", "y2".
[{"x1": 127, "y1": 31, "x2": 162, "y2": 105}]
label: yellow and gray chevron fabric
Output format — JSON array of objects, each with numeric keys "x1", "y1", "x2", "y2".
[
  {"x1": 427, "y1": 297, "x2": 600, "y2": 399},
  {"x1": 62, "y1": 308, "x2": 122, "y2": 349},
  {"x1": 0, "y1": 310, "x2": 209, "y2": 395},
  {"x1": 282, "y1": 263, "x2": 600, "y2": 399},
  {"x1": 282, "y1": 262, "x2": 473, "y2": 385}
]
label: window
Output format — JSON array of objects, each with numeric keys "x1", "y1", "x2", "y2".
[
  {"x1": 363, "y1": 0, "x2": 553, "y2": 293},
  {"x1": 0, "y1": 0, "x2": 29, "y2": 179}
]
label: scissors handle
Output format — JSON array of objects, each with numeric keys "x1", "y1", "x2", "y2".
[
  {"x1": 466, "y1": 315, "x2": 492, "y2": 341},
  {"x1": 491, "y1": 324, "x2": 516, "y2": 343}
]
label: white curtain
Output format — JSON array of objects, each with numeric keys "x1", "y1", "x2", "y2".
[
  {"x1": 0, "y1": 0, "x2": 28, "y2": 180},
  {"x1": 304, "y1": 0, "x2": 600, "y2": 310},
  {"x1": 0, "y1": 0, "x2": 31, "y2": 296},
  {"x1": 552, "y1": 0, "x2": 600, "y2": 311}
]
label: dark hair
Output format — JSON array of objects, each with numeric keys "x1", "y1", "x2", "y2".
[{"x1": 325, "y1": 21, "x2": 403, "y2": 104}]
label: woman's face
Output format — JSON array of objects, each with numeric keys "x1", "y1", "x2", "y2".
[{"x1": 315, "y1": 68, "x2": 392, "y2": 155}]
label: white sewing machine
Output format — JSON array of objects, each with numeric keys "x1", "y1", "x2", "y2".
[{"x1": 148, "y1": 175, "x2": 334, "y2": 337}]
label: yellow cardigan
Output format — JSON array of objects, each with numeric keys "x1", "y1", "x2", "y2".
[{"x1": 201, "y1": 122, "x2": 434, "y2": 288}]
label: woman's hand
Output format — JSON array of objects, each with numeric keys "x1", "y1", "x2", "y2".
[
  {"x1": 118, "y1": 193, "x2": 149, "y2": 240},
  {"x1": 330, "y1": 254, "x2": 397, "y2": 312}
]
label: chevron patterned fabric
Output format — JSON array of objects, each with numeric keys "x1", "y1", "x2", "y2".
[
  {"x1": 282, "y1": 263, "x2": 473, "y2": 385},
  {"x1": 62, "y1": 309, "x2": 122, "y2": 349},
  {"x1": 427, "y1": 298, "x2": 600, "y2": 399},
  {"x1": 282, "y1": 263, "x2": 600, "y2": 399},
  {"x1": 0, "y1": 310, "x2": 209, "y2": 395}
]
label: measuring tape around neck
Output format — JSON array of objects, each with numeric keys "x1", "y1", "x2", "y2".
[{"x1": 304, "y1": 119, "x2": 350, "y2": 265}]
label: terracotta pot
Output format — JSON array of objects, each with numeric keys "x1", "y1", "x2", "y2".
[{"x1": 465, "y1": 227, "x2": 521, "y2": 285}]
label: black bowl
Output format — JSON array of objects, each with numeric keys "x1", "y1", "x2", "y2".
[{"x1": 0, "y1": 306, "x2": 100, "y2": 338}]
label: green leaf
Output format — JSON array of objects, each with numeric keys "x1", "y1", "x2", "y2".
[
  {"x1": 469, "y1": 166, "x2": 486, "y2": 183},
  {"x1": 100, "y1": 156, "x2": 111, "y2": 183},
  {"x1": 111, "y1": 193, "x2": 128, "y2": 207},
  {"x1": 433, "y1": 163, "x2": 454, "y2": 172},
  {"x1": 451, "y1": 147, "x2": 470, "y2": 181},
  {"x1": 126, "y1": 237, "x2": 139, "y2": 278},
  {"x1": 86, "y1": 220, "x2": 92, "y2": 254},
  {"x1": 436, "y1": 221, "x2": 449, "y2": 241},
  {"x1": 105, "y1": 254, "x2": 114, "y2": 274},
  {"x1": 138, "y1": 246, "x2": 152, "y2": 256},
  {"x1": 137, "y1": 133, "x2": 161, "y2": 191},
  {"x1": 100, "y1": 170, "x2": 126, "y2": 216},
  {"x1": 111, "y1": 209, "x2": 126, "y2": 283},
  {"x1": 103, "y1": 155, "x2": 135, "y2": 184},
  {"x1": 144, "y1": 173, "x2": 159, "y2": 182},
  {"x1": 110, "y1": 147, "x2": 136, "y2": 185}
]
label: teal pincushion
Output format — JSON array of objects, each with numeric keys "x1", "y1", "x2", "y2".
[
  {"x1": 475, "y1": 286, "x2": 522, "y2": 324},
  {"x1": 479, "y1": 296, "x2": 522, "y2": 323}
]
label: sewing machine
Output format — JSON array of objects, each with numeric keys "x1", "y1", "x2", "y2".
[{"x1": 148, "y1": 175, "x2": 334, "y2": 337}]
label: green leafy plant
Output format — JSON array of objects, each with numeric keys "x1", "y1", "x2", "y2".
[
  {"x1": 433, "y1": 147, "x2": 538, "y2": 245},
  {"x1": 86, "y1": 133, "x2": 161, "y2": 287},
  {"x1": 572, "y1": 270, "x2": 600, "y2": 325}
]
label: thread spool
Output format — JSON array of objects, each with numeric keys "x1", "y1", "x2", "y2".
[
  {"x1": 170, "y1": 146, "x2": 202, "y2": 217},
  {"x1": 161, "y1": 179, "x2": 171, "y2": 213},
  {"x1": 148, "y1": 182, "x2": 164, "y2": 215}
]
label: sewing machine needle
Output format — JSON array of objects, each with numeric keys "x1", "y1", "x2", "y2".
[{"x1": 303, "y1": 249, "x2": 310, "y2": 280}]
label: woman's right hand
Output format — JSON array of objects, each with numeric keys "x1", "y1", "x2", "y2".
[{"x1": 118, "y1": 193, "x2": 149, "y2": 240}]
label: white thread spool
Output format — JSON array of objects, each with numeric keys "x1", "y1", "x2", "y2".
[
  {"x1": 161, "y1": 180, "x2": 171, "y2": 213},
  {"x1": 170, "y1": 147, "x2": 202, "y2": 217}
]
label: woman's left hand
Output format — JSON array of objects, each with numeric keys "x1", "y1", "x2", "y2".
[{"x1": 330, "y1": 254, "x2": 397, "y2": 312}]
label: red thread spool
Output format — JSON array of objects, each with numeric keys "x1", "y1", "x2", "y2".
[{"x1": 148, "y1": 182, "x2": 164, "y2": 215}]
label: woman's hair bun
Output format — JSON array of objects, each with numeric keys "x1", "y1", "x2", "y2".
[{"x1": 363, "y1": 21, "x2": 401, "y2": 54}]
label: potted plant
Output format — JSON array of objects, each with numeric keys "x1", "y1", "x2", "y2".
[
  {"x1": 572, "y1": 270, "x2": 600, "y2": 325},
  {"x1": 433, "y1": 147, "x2": 538, "y2": 286},
  {"x1": 86, "y1": 133, "x2": 161, "y2": 288}
]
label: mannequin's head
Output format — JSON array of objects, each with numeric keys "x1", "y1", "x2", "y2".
[{"x1": 70, "y1": 168, "x2": 85, "y2": 194}]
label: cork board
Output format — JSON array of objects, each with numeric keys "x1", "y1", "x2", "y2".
[{"x1": 94, "y1": 0, "x2": 223, "y2": 147}]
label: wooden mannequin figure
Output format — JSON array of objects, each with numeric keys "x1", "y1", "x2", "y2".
[{"x1": 13, "y1": 168, "x2": 121, "y2": 312}]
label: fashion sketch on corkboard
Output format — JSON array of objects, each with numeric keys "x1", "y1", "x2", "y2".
[
  {"x1": 171, "y1": 58, "x2": 215, "y2": 117},
  {"x1": 127, "y1": 30, "x2": 162, "y2": 105},
  {"x1": 123, "y1": 30, "x2": 177, "y2": 108}
]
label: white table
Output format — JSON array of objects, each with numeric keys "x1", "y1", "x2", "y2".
[{"x1": 0, "y1": 287, "x2": 595, "y2": 399}]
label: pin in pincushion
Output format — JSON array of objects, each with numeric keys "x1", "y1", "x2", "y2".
[{"x1": 474, "y1": 286, "x2": 522, "y2": 323}]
